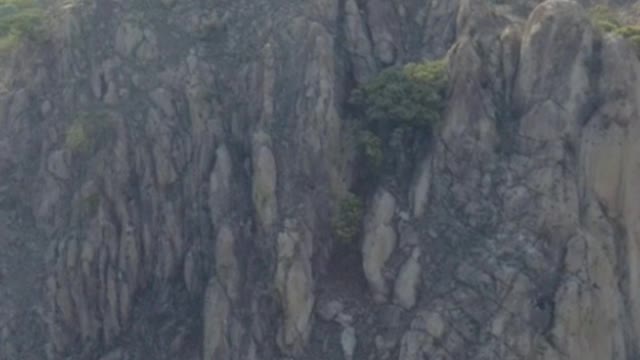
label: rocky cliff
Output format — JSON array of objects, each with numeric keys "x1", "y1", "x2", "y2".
[{"x1": 2, "y1": 0, "x2": 640, "y2": 359}]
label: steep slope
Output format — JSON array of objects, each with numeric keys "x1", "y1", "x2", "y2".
[{"x1": 2, "y1": 0, "x2": 640, "y2": 359}]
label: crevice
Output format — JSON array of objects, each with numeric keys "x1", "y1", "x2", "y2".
[
  {"x1": 99, "y1": 73, "x2": 108, "y2": 101},
  {"x1": 580, "y1": 34, "x2": 605, "y2": 127},
  {"x1": 355, "y1": 0, "x2": 378, "y2": 70},
  {"x1": 335, "y1": 0, "x2": 356, "y2": 110}
]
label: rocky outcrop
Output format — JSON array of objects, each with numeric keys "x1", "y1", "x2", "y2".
[
  {"x1": 393, "y1": 247, "x2": 421, "y2": 310},
  {"x1": 202, "y1": 277, "x2": 231, "y2": 360},
  {"x1": 3, "y1": 0, "x2": 640, "y2": 359},
  {"x1": 275, "y1": 220, "x2": 315, "y2": 355},
  {"x1": 251, "y1": 132, "x2": 278, "y2": 231},
  {"x1": 362, "y1": 189, "x2": 397, "y2": 303}
]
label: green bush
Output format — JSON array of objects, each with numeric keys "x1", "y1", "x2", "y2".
[
  {"x1": 589, "y1": 5, "x2": 621, "y2": 32},
  {"x1": 349, "y1": 59, "x2": 447, "y2": 181},
  {"x1": 358, "y1": 130, "x2": 383, "y2": 172},
  {"x1": 332, "y1": 192, "x2": 364, "y2": 244},
  {"x1": 65, "y1": 111, "x2": 114, "y2": 155},
  {"x1": 350, "y1": 59, "x2": 448, "y2": 131},
  {"x1": 0, "y1": 0, "x2": 45, "y2": 51},
  {"x1": 589, "y1": 5, "x2": 640, "y2": 56},
  {"x1": 613, "y1": 25, "x2": 640, "y2": 38}
]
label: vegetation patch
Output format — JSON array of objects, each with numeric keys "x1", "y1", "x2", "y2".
[
  {"x1": 349, "y1": 59, "x2": 448, "y2": 179},
  {"x1": 0, "y1": 0, "x2": 45, "y2": 51},
  {"x1": 332, "y1": 192, "x2": 364, "y2": 245},
  {"x1": 335, "y1": 59, "x2": 447, "y2": 245},
  {"x1": 64, "y1": 111, "x2": 115, "y2": 156},
  {"x1": 589, "y1": 5, "x2": 621, "y2": 32},
  {"x1": 350, "y1": 59, "x2": 447, "y2": 132},
  {"x1": 589, "y1": 5, "x2": 640, "y2": 56},
  {"x1": 357, "y1": 130, "x2": 383, "y2": 174}
]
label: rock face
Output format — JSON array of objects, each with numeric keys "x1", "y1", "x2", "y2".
[
  {"x1": 2, "y1": 0, "x2": 640, "y2": 359},
  {"x1": 362, "y1": 189, "x2": 397, "y2": 303}
]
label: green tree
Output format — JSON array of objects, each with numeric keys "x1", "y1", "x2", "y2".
[
  {"x1": 349, "y1": 59, "x2": 448, "y2": 179},
  {"x1": 350, "y1": 60, "x2": 448, "y2": 132}
]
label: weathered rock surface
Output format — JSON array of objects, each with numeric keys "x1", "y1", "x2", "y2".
[
  {"x1": 2, "y1": 0, "x2": 640, "y2": 359},
  {"x1": 362, "y1": 189, "x2": 397, "y2": 303}
]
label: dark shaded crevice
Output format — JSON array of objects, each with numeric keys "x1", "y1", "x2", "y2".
[
  {"x1": 494, "y1": 32, "x2": 522, "y2": 154},
  {"x1": 580, "y1": 34, "x2": 605, "y2": 127},
  {"x1": 335, "y1": 0, "x2": 358, "y2": 110},
  {"x1": 354, "y1": 0, "x2": 379, "y2": 70}
]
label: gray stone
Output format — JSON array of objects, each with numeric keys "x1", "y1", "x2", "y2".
[
  {"x1": 362, "y1": 189, "x2": 397, "y2": 302},
  {"x1": 340, "y1": 326, "x2": 356, "y2": 360},
  {"x1": 275, "y1": 220, "x2": 314, "y2": 355},
  {"x1": 317, "y1": 299, "x2": 344, "y2": 321},
  {"x1": 252, "y1": 132, "x2": 278, "y2": 230},
  {"x1": 115, "y1": 22, "x2": 143, "y2": 57},
  {"x1": 203, "y1": 278, "x2": 230, "y2": 360},
  {"x1": 393, "y1": 247, "x2": 422, "y2": 310}
]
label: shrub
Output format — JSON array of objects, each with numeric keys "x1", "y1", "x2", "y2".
[
  {"x1": 358, "y1": 130, "x2": 383, "y2": 172},
  {"x1": 613, "y1": 25, "x2": 640, "y2": 38},
  {"x1": 350, "y1": 59, "x2": 448, "y2": 132},
  {"x1": 349, "y1": 59, "x2": 447, "y2": 182},
  {"x1": 64, "y1": 111, "x2": 114, "y2": 155},
  {"x1": 0, "y1": 0, "x2": 45, "y2": 51},
  {"x1": 589, "y1": 5, "x2": 621, "y2": 32},
  {"x1": 332, "y1": 192, "x2": 364, "y2": 244},
  {"x1": 589, "y1": 5, "x2": 640, "y2": 56}
]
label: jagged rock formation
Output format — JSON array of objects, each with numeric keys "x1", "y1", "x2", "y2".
[{"x1": 2, "y1": 0, "x2": 640, "y2": 359}]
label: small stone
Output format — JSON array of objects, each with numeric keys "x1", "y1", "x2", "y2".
[
  {"x1": 317, "y1": 300, "x2": 344, "y2": 321},
  {"x1": 336, "y1": 313, "x2": 353, "y2": 327},
  {"x1": 41, "y1": 100, "x2": 52, "y2": 115},
  {"x1": 341, "y1": 326, "x2": 357, "y2": 360},
  {"x1": 398, "y1": 4, "x2": 406, "y2": 17},
  {"x1": 425, "y1": 312, "x2": 445, "y2": 339},
  {"x1": 150, "y1": 88, "x2": 175, "y2": 117},
  {"x1": 47, "y1": 150, "x2": 70, "y2": 180},
  {"x1": 393, "y1": 247, "x2": 422, "y2": 310},
  {"x1": 131, "y1": 74, "x2": 142, "y2": 88},
  {"x1": 375, "y1": 38, "x2": 396, "y2": 66}
]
